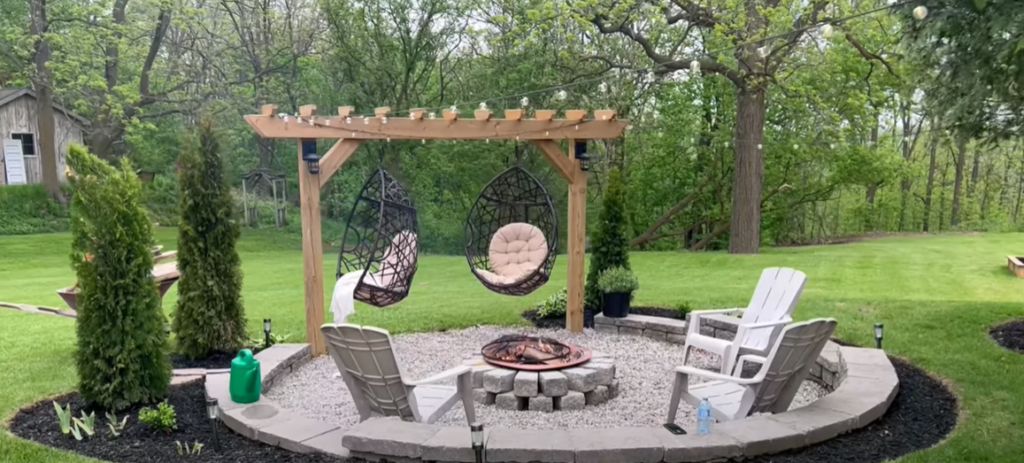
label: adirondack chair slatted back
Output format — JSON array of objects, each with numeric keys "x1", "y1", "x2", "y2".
[
  {"x1": 748, "y1": 319, "x2": 837, "y2": 415},
  {"x1": 321, "y1": 324, "x2": 415, "y2": 421},
  {"x1": 738, "y1": 268, "x2": 807, "y2": 350}
]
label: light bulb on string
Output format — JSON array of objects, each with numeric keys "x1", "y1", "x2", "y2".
[
  {"x1": 428, "y1": 112, "x2": 436, "y2": 119},
  {"x1": 520, "y1": 97, "x2": 529, "y2": 107},
  {"x1": 382, "y1": 116, "x2": 388, "y2": 124},
  {"x1": 345, "y1": 116, "x2": 352, "y2": 124},
  {"x1": 555, "y1": 90, "x2": 567, "y2": 101},
  {"x1": 758, "y1": 46, "x2": 769, "y2": 58},
  {"x1": 598, "y1": 82, "x2": 608, "y2": 93},
  {"x1": 363, "y1": 117, "x2": 369, "y2": 125},
  {"x1": 690, "y1": 60, "x2": 701, "y2": 72},
  {"x1": 479, "y1": 102, "x2": 488, "y2": 110},
  {"x1": 793, "y1": 144, "x2": 799, "y2": 150},
  {"x1": 757, "y1": 143, "x2": 763, "y2": 150},
  {"x1": 913, "y1": 6, "x2": 928, "y2": 20},
  {"x1": 449, "y1": 105, "x2": 459, "y2": 114},
  {"x1": 409, "y1": 114, "x2": 416, "y2": 120},
  {"x1": 821, "y1": 24, "x2": 834, "y2": 38}
]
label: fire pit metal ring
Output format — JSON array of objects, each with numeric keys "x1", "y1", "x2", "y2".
[{"x1": 480, "y1": 334, "x2": 592, "y2": 371}]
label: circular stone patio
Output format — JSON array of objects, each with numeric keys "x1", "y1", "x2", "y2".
[{"x1": 266, "y1": 326, "x2": 827, "y2": 430}]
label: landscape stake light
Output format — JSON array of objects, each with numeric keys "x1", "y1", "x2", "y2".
[
  {"x1": 874, "y1": 323, "x2": 884, "y2": 349},
  {"x1": 301, "y1": 139, "x2": 319, "y2": 174},
  {"x1": 471, "y1": 422, "x2": 484, "y2": 463},
  {"x1": 206, "y1": 396, "x2": 220, "y2": 450},
  {"x1": 574, "y1": 141, "x2": 590, "y2": 171},
  {"x1": 264, "y1": 318, "x2": 272, "y2": 348}
]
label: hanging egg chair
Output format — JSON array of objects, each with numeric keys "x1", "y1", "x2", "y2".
[
  {"x1": 464, "y1": 165, "x2": 558, "y2": 296},
  {"x1": 336, "y1": 167, "x2": 418, "y2": 307}
]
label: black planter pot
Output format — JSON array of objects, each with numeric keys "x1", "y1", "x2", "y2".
[
  {"x1": 584, "y1": 310, "x2": 595, "y2": 328},
  {"x1": 602, "y1": 292, "x2": 630, "y2": 318}
]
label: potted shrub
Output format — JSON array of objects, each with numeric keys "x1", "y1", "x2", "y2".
[{"x1": 598, "y1": 267, "x2": 638, "y2": 318}]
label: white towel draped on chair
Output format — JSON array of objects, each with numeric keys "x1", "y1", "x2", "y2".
[{"x1": 331, "y1": 271, "x2": 362, "y2": 324}]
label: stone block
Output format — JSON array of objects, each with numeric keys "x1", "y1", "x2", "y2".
[
  {"x1": 585, "y1": 385, "x2": 610, "y2": 406},
  {"x1": 539, "y1": 371, "x2": 568, "y2": 397},
  {"x1": 590, "y1": 350, "x2": 611, "y2": 359},
  {"x1": 767, "y1": 403, "x2": 859, "y2": 445},
  {"x1": 808, "y1": 362, "x2": 823, "y2": 381},
  {"x1": 594, "y1": 314, "x2": 622, "y2": 326},
  {"x1": 717, "y1": 415, "x2": 806, "y2": 456},
  {"x1": 608, "y1": 379, "x2": 620, "y2": 398},
  {"x1": 204, "y1": 372, "x2": 246, "y2": 413},
  {"x1": 422, "y1": 426, "x2": 486, "y2": 462},
  {"x1": 570, "y1": 427, "x2": 664, "y2": 463},
  {"x1": 815, "y1": 376, "x2": 898, "y2": 425},
  {"x1": 483, "y1": 368, "x2": 516, "y2": 393},
  {"x1": 587, "y1": 362, "x2": 616, "y2": 386},
  {"x1": 818, "y1": 341, "x2": 843, "y2": 373},
  {"x1": 643, "y1": 329, "x2": 667, "y2": 341},
  {"x1": 514, "y1": 371, "x2": 539, "y2": 397},
  {"x1": 698, "y1": 325, "x2": 716, "y2": 337},
  {"x1": 614, "y1": 314, "x2": 656, "y2": 329},
  {"x1": 342, "y1": 418, "x2": 440, "y2": 459},
  {"x1": 655, "y1": 318, "x2": 689, "y2": 335},
  {"x1": 563, "y1": 367, "x2": 598, "y2": 392},
  {"x1": 260, "y1": 416, "x2": 338, "y2": 453},
  {"x1": 495, "y1": 392, "x2": 524, "y2": 410},
  {"x1": 471, "y1": 364, "x2": 495, "y2": 388},
  {"x1": 302, "y1": 428, "x2": 350, "y2": 458},
  {"x1": 821, "y1": 368, "x2": 836, "y2": 387},
  {"x1": 221, "y1": 401, "x2": 293, "y2": 439},
  {"x1": 171, "y1": 375, "x2": 201, "y2": 386},
  {"x1": 839, "y1": 345, "x2": 888, "y2": 366},
  {"x1": 485, "y1": 428, "x2": 575, "y2": 463},
  {"x1": 619, "y1": 326, "x2": 643, "y2": 336},
  {"x1": 595, "y1": 323, "x2": 619, "y2": 334},
  {"x1": 560, "y1": 391, "x2": 586, "y2": 410},
  {"x1": 702, "y1": 313, "x2": 740, "y2": 331},
  {"x1": 716, "y1": 329, "x2": 736, "y2": 341},
  {"x1": 474, "y1": 388, "x2": 495, "y2": 405},
  {"x1": 529, "y1": 395, "x2": 554, "y2": 412},
  {"x1": 658, "y1": 428, "x2": 743, "y2": 462},
  {"x1": 667, "y1": 333, "x2": 687, "y2": 344}
]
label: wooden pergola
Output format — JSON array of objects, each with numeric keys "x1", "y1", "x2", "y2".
[{"x1": 244, "y1": 104, "x2": 629, "y2": 356}]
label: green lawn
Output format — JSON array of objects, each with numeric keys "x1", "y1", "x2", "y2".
[{"x1": 3, "y1": 229, "x2": 1024, "y2": 462}]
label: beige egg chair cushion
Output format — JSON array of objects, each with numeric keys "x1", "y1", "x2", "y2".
[{"x1": 476, "y1": 223, "x2": 548, "y2": 286}]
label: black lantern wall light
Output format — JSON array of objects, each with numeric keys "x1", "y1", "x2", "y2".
[
  {"x1": 302, "y1": 139, "x2": 319, "y2": 174},
  {"x1": 573, "y1": 140, "x2": 590, "y2": 171}
]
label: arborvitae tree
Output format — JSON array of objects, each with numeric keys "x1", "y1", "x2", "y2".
[
  {"x1": 68, "y1": 144, "x2": 170, "y2": 410},
  {"x1": 585, "y1": 167, "x2": 631, "y2": 310},
  {"x1": 172, "y1": 120, "x2": 246, "y2": 358}
]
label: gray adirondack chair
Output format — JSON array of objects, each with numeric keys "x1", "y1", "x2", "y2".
[
  {"x1": 321, "y1": 324, "x2": 476, "y2": 424},
  {"x1": 667, "y1": 318, "x2": 837, "y2": 423},
  {"x1": 683, "y1": 267, "x2": 807, "y2": 374}
]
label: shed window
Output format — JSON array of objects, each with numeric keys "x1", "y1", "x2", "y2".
[{"x1": 11, "y1": 133, "x2": 36, "y2": 156}]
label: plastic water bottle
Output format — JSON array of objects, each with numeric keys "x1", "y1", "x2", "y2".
[{"x1": 697, "y1": 398, "x2": 712, "y2": 435}]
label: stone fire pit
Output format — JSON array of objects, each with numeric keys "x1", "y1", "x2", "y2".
[{"x1": 462, "y1": 346, "x2": 619, "y2": 412}]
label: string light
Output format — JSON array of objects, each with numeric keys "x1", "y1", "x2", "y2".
[
  {"x1": 520, "y1": 97, "x2": 529, "y2": 107},
  {"x1": 479, "y1": 102, "x2": 488, "y2": 110},
  {"x1": 555, "y1": 90, "x2": 567, "y2": 101},
  {"x1": 449, "y1": 105, "x2": 459, "y2": 114},
  {"x1": 325, "y1": 119, "x2": 330, "y2": 126},
  {"x1": 821, "y1": 24, "x2": 834, "y2": 38},
  {"x1": 793, "y1": 144, "x2": 799, "y2": 149},
  {"x1": 363, "y1": 117, "x2": 369, "y2": 125},
  {"x1": 345, "y1": 116, "x2": 352, "y2": 124},
  {"x1": 757, "y1": 143, "x2": 763, "y2": 149},
  {"x1": 758, "y1": 46, "x2": 769, "y2": 58},
  {"x1": 913, "y1": 5, "x2": 928, "y2": 20},
  {"x1": 428, "y1": 112, "x2": 436, "y2": 119},
  {"x1": 382, "y1": 116, "x2": 389, "y2": 124},
  {"x1": 690, "y1": 60, "x2": 701, "y2": 72},
  {"x1": 598, "y1": 82, "x2": 608, "y2": 93},
  {"x1": 409, "y1": 114, "x2": 416, "y2": 120}
]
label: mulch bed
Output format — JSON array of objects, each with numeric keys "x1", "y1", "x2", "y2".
[
  {"x1": 169, "y1": 348, "x2": 264, "y2": 370},
  {"x1": 742, "y1": 356, "x2": 957, "y2": 463},
  {"x1": 522, "y1": 306, "x2": 683, "y2": 329},
  {"x1": 990, "y1": 319, "x2": 1024, "y2": 354},
  {"x1": 9, "y1": 381, "x2": 355, "y2": 463}
]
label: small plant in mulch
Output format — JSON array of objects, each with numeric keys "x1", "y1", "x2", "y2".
[
  {"x1": 53, "y1": 402, "x2": 96, "y2": 441},
  {"x1": 138, "y1": 401, "x2": 177, "y2": 434},
  {"x1": 990, "y1": 319, "x2": 1024, "y2": 354}
]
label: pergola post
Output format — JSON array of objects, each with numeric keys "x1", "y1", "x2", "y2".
[
  {"x1": 297, "y1": 141, "x2": 327, "y2": 356},
  {"x1": 566, "y1": 139, "x2": 587, "y2": 332}
]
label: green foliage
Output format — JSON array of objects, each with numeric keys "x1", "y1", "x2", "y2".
[
  {"x1": 585, "y1": 168, "x2": 630, "y2": 309},
  {"x1": 0, "y1": 184, "x2": 69, "y2": 235},
  {"x1": 535, "y1": 288, "x2": 567, "y2": 319},
  {"x1": 105, "y1": 411, "x2": 128, "y2": 439},
  {"x1": 67, "y1": 144, "x2": 170, "y2": 411},
  {"x1": 71, "y1": 412, "x2": 96, "y2": 440},
  {"x1": 172, "y1": 120, "x2": 247, "y2": 359},
  {"x1": 176, "y1": 441, "x2": 204, "y2": 456},
  {"x1": 53, "y1": 402, "x2": 72, "y2": 435},
  {"x1": 141, "y1": 174, "x2": 179, "y2": 227},
  {"x1": 248, "y1": 331, "x2": 292, "y2": 350},
  {"x1": 138, "y1": 401, "x2": 177, "y2": 433},
  {"x1": 674, "y1": 302, "x2": 693, "y2": 318},
  {"x1": 597, "y1": 267, "x2": 638, "y2": 294}
]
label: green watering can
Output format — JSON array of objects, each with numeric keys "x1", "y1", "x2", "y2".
[{"x1": 229, "y1": 349, "x2": 261, "y2": 404}]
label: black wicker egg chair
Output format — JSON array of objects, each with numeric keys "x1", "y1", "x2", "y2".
[
  {"x1": 336, "y1": 167, "x2": 418, "y2": 307},
  {"x1": 464, "y1": 165, "x2": 558, "y2": 296}
]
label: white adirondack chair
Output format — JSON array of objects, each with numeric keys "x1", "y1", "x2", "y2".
[
  {"x1": 667, "y1": 318, "x2": 837, "y2": 423},
  {"x1": 683, "y1": 267, "x2": 807, "y2": 374},
  {"x1": 320, "y1": 324, "x2": 476, "y2": 425}
]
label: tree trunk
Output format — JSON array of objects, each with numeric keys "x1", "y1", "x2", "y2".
[
  {"x1": 29, "y1": 0, "x2": 61, "y2": 201},
  {"x1": 728, "y1": 86, "x2": 766, "y2": 254},
  {"x1": 950, "y1": 137, "x2": 966, "y2": 227},
  {"x1": 864, "y1": 115, "x2": 880, "y2": 231},
  {"x1": 922, "y1": 136, "x2": 939, "y2": 232},
  {"x1": 968, "y1": 149, "x2": 980, "y2": 198}
]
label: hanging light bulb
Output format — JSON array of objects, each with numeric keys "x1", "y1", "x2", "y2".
[
  {"x1": 409, "y1": 113, "x2": 416, "y2": 120},
  {"x1": 758, "y1": 46, "x2": 769, "y2": 58},
  {"x1": 757, "y1": 143, "x2": 763, "y2": 150},
  {"x1": 555, "y1": 90, "x2": 567, "y2": 101},
  {"x1": 520, "y1": 96, "x2": 529, "y2": 107},
  {"x1": 449, "y1": 105, "x2": 459, "y2": 114},
  {"x1": 690, "y1": 60, "x2": 701, "y2": 72},
  {"x1": 479, "y1": 102, "x2": 488, "y2": 110},
  {"x1": 724, "y1": 141, "x2": 730, "y2": 148},
  {"x1": 382, "y1": 116, "x2": 388, "y2": 124},
  {"x1": 428, "y1": 112, "x2": 436, "y2": 119},
  {"x1": 345, "y1": 116, "x2": 352, "y2": 124},
  {"x1": 793, "y1": 144, "x2": 799, "y2": 150},
  {"x1": 598, "y1": 82, "x2": 608, "y2": 93},
  {"x1": 325, "y1": 119, "x2": 330, "y2": 126},
  {"x1": 422, "y1": 139, "x2": 426, "y2": 144},
  {"x1": 363, "y1": 117, "x2": 370, "y2": 125},
  {"x1": 277, "y1": 112, "x2": 287, "y2": 119},
  {"x1": 821, "y1": 24, "x2": 834, "y2": 38},
  {"x1": 913, "y1": 5, "x2": 928, "y2": 20}
]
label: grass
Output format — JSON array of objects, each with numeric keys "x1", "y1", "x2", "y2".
[{"x1": 3, "y1": 229, "x2": 1024, "y2": 462}]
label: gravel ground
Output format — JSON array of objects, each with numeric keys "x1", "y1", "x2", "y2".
[{"x1": 265, "y1": 326, "x2": 827, "y2": 431}]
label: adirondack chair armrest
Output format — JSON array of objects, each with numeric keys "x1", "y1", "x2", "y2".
[
  {"x1": 731, "y1": 354, "x2": 768, "y2": 376},
  {"x1": 688, "y1": 308, "x2": 744, "y2": 334},
  {"x1": 407, "y1": 365, "x2": 472, "y2": 386},
  {"x1": 738, "y1": 318, "x2": 792, "y2": 330},
  {"x1": 674, "y1": 365, "x2": 761, "y2": 385}
]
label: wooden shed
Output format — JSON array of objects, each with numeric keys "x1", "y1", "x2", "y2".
[{"x1": 0, "y1": 88, "x2": 88, "y2": 185}]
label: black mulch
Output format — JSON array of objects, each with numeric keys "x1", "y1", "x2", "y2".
[
  {"x1": 990, "y1": 319, "x2": 1024, "y2": 354},
  {"x1": 740, "y1": 356, "x2": 958, "y2": 463},
  {"x1": 522, "y1": 306, "x2": 682, "y2": 329},
  {"x1": 9, "y1": 381, "x2": 357, "y2": 463},
  {"x1": 169, "y1": 348, "x2": 264, "y2": 370}
]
